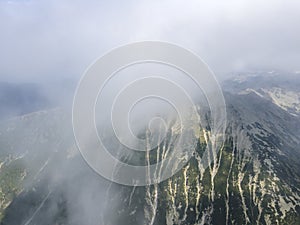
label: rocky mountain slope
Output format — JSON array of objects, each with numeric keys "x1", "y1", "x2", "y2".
[{"x1": 0, "y1": 73, "x2": 299, "y2": 225}]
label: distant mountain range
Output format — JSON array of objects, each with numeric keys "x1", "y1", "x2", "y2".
[{"x1": 0, "y1": 82, "x2": 50, "y2": 120}]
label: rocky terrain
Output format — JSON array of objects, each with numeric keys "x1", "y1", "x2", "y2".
[{"x1": 0, "y1": 72, "x2": 299, "y2": 225}]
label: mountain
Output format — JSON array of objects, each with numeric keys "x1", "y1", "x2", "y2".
[
  {"x1": 0, "y1": 82, "x2": 51, "y2": 120},
  {"x1": 0, "y1": 72, "x2": 299, "y2": 225}
]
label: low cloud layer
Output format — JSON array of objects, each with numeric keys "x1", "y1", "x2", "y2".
[{"x1": 0, "y1": 0, "x2": 300, "y2": 83}]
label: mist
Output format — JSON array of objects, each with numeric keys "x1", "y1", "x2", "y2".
[
  {"x1": 1, "y1": 0, "x2": 300, "y2": 224},
  {"x1": 0, "y1": 0, "x2": 300, "y2": 85}
]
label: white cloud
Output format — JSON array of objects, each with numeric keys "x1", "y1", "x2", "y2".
[{"x1": 0, "y1": 0, "x2": 299, "y2": 82}]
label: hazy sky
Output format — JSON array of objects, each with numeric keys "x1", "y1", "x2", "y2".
[{"x1": 0, "y1": 0, "x2": 299, "y2": 82}]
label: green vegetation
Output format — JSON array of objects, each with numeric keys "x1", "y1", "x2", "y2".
[{"x1": 0, "y1": 158, "x2": 26, "y2": 221}]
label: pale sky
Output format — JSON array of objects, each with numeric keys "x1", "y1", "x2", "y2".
[{"x1": 0, "y1": 0, "x2": 300, "y2": 82}]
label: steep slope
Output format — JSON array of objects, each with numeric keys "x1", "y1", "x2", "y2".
[
  {"x1": 0, "y1": 74, "x2": 300, "y2": 225},
  {"x1": 109, "y1": 73, "x2": 300, "y2": 225},
  {"x1": 0, "y1": 109, "x2": 72, "y2": 221}
]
